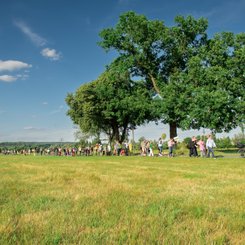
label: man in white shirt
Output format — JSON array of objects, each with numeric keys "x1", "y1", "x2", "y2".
[{"x1": 206, "y1": 134, "x2": 216, "y2": 158}]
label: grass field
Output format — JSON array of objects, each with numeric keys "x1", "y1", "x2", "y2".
[{"x1": 0, "y1": 155, "x2": 245, "y2": 244}]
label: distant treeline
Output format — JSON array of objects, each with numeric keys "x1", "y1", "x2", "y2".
[
  {"x1": 1, "y1": 133, "x2": 244, "y2": 151},
  {"x1": 0, "y1": 142, "x2": 76, "y2": 151}
]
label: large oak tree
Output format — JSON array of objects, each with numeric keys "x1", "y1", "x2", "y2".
[{"x1": 99, "y1": 11, "x2": 245, "y2": 138}]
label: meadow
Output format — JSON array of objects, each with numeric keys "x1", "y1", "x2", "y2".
[{"x1": 0, "y1": 155, "x2": 244, "y2": 244}]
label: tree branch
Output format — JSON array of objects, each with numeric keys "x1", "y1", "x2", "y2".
[{"x1": 149, "y1": 74, "x2": 161, "y2": 94}]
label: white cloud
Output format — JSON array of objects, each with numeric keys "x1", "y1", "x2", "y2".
[
  {"x1": 42, "y1": 102, "x2": 48, "y2": 105},
  {"x1": 14, "y1": 21, "x2": 47, "y2": 47},
  {"x1": 0, "y1": 60, "x2": 32, "y2": 72},
  {"x1": 0, "y1": 60, "x2": 31, "y2": 83},
  {"x1": 41, "y1": 48, "x2": 62, "y2": 61},
  {"x1": 0, "y1": 75, "x2": 17, "y2": 82}
]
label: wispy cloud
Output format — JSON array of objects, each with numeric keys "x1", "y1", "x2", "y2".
[
  {"x1": 0, "y1": 74, "x2": 29, "y2": 83},
  {"x1": 191, "y1": 0, "x2": 245, "y2": 30},
  {"x1": 41, "y1": 48, "x2": 62, "y2": 61},
  {"x1": 0, "y1": 60, "x2": 32, "y2": 72},
  {"x1": 14, "y1": 20, "x2": 62, "y2": 62},
  {"x1": 16, "y1": 74, "x2": 29, "y2": 80},
  {"x1": 24, "y1": 126, "x2": 44, "y2": 131},
  {"x1": 0, "y1": 75, "x2": 17, "y2": 82},
  {"x1": 42, "y1": 102, "x2": 48, "y2": 105},
  {"x1": 14, "y1": 21, "x2": 47, "y2": 47},
  {"x1": 50, "y1": 105, "x2": 64, "y2": 115}
]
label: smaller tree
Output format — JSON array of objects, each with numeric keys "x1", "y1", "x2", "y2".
[{"x1": 66, "y1": 61, "x2": 159, "y2": 143}]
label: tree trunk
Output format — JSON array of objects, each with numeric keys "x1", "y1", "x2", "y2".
[
  {"x1": 114, "y1": 129, "x2": 120, "y2": 143},
  {"x1": 169, "y1": 122, "x2": 177, "y2": 139}
]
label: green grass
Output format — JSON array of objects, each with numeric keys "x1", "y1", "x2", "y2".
[{"x1": 0, "y1": 155, "x2": 245, "y2": 244}]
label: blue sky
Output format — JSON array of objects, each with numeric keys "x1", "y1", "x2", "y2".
[{"x1": 0, "y1": 0, "x2": 244, "y2": 142}]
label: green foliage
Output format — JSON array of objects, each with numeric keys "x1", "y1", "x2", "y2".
[
  {"x1": 99, "y1": 11, "x2": 245, "y2": 137},
  {"x1": 137, "y1": 136, "x2": 146, "y2": 143},
  {"x1": 66, "y1": 61, "x2": 159, "y2": 143},
  {"x1": 186, "y1": 32, "x2": 245, "y2": 132},
  {"x1": 0, "y1": 142, "x2": 74, "y2": 152},
  {"x1": 215, "y1": 137, "x2": 233, "y2": 148},
  {"x1": 174, "y1": 142, "x2": 187, "y2": 155},
  {"x1": 232, "y1": 133, "x2": 245, "y2": 145},
  {"x1": 183, "y1": 137, "x2": 192, "y2": 146}
]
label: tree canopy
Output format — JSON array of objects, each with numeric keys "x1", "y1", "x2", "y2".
[
  {"x1": 186, "y1": 32, "x2": 245, "y2": 132},
  {"x1": 66, "y1": 61, "x2": 158, "y2": 143},
  {"x1": 99, "y1": 11, "x2": 245, "y2": 138},
  {"x1": 66, "y1": 11, "x2": 244, "y2": 141}
]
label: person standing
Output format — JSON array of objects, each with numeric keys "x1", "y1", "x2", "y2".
[
  {"x1": 149, "y1": 141, "x2": 154, "y2": 157},
  {"x1": 124, "y1": 141, "x2": 129, "y2": 156},
  {"x1": 197, "y1": 138, "x2": 206, "y2": 157},
  {"x1": 158, "y1": 138, "x2": 163, "y2": 156},
  {"x1": 206, "y1": 135, "x2": 216, "y2": 158},
  {"x1": 140, "y1": 140, "x2": 146, "y2": 156},
  {"x1": 189, "y1": 136, "x2": 198, "y2": 157},
  {"x1": 168, "y1": 138, "x2": 175, "y2": 157}
]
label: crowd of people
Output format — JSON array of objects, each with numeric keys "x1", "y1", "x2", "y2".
[
  {"x1": 0, "y1": 143, "x2": 130, "y2": 157},
  {"x1": 0, "y1": 134, "x2": 217, "y2": 158},
  {"x1": 187, "y1": 134, "x2": 216, "y2": 158},
  {"x1": 144, "y1": 134, "x2": 217, "y2": 158}
]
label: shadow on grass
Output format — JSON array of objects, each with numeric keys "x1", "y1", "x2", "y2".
[
  {"x1": 216, "y1": 148, "x2": 238, "y2": 154},
  {"x1": 214, "y1": 155, "x2": 224, "y2": 158}
]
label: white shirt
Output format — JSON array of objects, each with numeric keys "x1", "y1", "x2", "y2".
[{"x1": 206, "y1": 138, "x2": 216, "y2": 148}]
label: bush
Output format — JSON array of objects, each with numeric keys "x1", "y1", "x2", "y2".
[
  {"x1": 174, "y1": 142, "x2": 187, "y2": 155},
  {"x1": 215, "y1": 137, "x2": 233, "y2": 148},
  {"x1": 232, "y1": 133, "x2": 245, "y2": 146}
]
